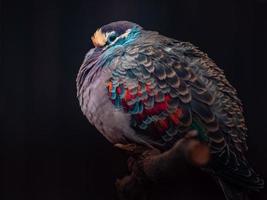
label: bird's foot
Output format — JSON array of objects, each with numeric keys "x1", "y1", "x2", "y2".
[
  {"x1": 114, "y1": 143, "x2": 148, "y2": 155},
  {"x1": 115, "y1": 143, "x2": 137, "y2": 152}
]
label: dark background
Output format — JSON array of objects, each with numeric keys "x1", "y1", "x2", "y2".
[{"x1": 1, "y1": 0, "x2": 267, "y2": 199}]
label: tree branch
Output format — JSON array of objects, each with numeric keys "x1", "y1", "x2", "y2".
[{"x1": 115, "y1": 131, "x2": 210, "y2": 200}]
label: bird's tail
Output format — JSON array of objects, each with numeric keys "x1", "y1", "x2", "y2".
[{"x1": 218, "y1": 178, "x2": 250, "y2": 200}]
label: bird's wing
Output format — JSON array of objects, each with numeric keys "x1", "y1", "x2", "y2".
[
  {"x1": 107, "y1": 40, "x2": 225, "y2": 151},
  {"x1": 105, "y1": 37, "x2": 263, "y2": 190}
]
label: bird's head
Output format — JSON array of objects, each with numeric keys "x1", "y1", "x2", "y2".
[
  {"x1": 91, "y1": 21, "x2": 142, "y2": 49},
  {"x1": 77, "y1": 21, "x2": 142, "y2": 92}
]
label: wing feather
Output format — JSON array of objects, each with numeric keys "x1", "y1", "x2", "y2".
[{"x1": 105, "y1": 37, "x2": 263, "y2": 190}]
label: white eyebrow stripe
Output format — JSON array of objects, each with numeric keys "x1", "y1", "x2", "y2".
[
  {"x1": 105, "y1": 31, "x2": 116, "y2": 38},
  {"x1": 119, "y1": 29, "x2": 131, "y2": 39},
  {"x1": 103, "y1": 29, "x2": 132, "y2": 50}
]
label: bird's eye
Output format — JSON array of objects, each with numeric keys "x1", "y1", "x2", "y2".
[{"x1": 108, "y1": 34, "x2": 117, "y2": 44}]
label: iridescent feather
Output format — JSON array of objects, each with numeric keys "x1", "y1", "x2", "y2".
[{"x1": 76, "y1": 21, "x2": 264, "y2": 195}]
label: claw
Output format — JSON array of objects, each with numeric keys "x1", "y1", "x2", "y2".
[{"x1": 114, "y1": 143, "x2": 137, "y2": 152}]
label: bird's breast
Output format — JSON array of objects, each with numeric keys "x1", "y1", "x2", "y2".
[{"x1": 78, "y1": 66, "x2": 142, "y2": 145}]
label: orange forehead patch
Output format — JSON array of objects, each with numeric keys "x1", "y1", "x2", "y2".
[{"x1": 91, "y1": 29, "x2": 107, "y2": 47}]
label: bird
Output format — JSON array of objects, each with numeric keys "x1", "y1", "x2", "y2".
[{"x1": 76, "y1": 21, "x2": 264, "y2": 200}]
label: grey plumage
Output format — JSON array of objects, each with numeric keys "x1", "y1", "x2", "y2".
[{"x1": 76, "y1": 21, "x2": 264, "y2": 199}]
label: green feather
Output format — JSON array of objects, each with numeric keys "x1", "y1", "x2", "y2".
[{"x1": 190, "y1": 119, "x2": 209, "y2": 142}]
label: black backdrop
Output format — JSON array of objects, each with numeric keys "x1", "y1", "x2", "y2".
[{"x1": 1, "y1": 0, "x2": 267, "y2": 199}]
